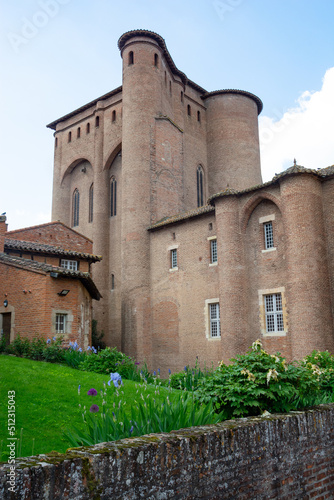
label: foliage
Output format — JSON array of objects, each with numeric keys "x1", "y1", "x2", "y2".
[
  {"x1": 65, "y1": 374, "x2": 223, "y2": 447},
  {"x1": 91, "y1": 319, "x2": 106, "y2": 350},
  {"x1": 169, "y1": 361, "x2": 214, "y2": 391},
  {"x1": 78, "y1": 346, "x2": 139, "y2": 379},
  {"x1": 194, "y1": 339, "x2": 326, "y2": 419},
  {"x1": 300, "y1": 350, "x2": 334, "y2": 394}
]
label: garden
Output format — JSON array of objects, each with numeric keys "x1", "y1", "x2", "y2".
[{"x1": 1, "y1": 333, "x2": 334, "y2": 462}]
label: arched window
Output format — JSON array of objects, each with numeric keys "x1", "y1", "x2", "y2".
[
  {"x1": 112, "y1": 110, "x2": 116, "y2": 122},
  {"x1": 89, "y1": 183, "x2": 94, "y2": 223},
  {"x1": 77, "y1": 127, "x2": 81, "y2": 138},
  {"x1": 128, "y1": 51, "x2": 134, "y2": 65},
  {"x1": 110, "y1": 178, "x2": 117, "y2": 217},
  {"x1": 187, "y1": 105, "x2": 191, "y2": 116},
  {"x1": 72, "y1": 189, "x2": 80, "y2": 227},
  {"x1": 197, "y1": 166, "x2": 204, "y2": 207},
  {"x1": 86, "y1": 122, "x2": 90, "y2": 134},
  {"x1": 68, "y1": 131, "x2": 72, "y2": 143},
  {"x1": 95, "y1": 116, "x2": 100, "y2": 128},
  {"x1": 154, "y1": 53, "x2": 159, "y2": 67}
]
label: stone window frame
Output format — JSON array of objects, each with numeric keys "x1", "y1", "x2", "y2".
[
  {"x1": 208, "y1": 236, "x2": 218, "y2": 266},
  {"x1": 258, "y1": 287, "x2": 287, "y2": 337},
  {"x1": 204, "y1": 298, "x2": 221, "y2": 340},
  {"x1": 168, "y1": 245, "x2": 179, "y2": 272},
  {"x1": 52, "y1": 309, "x2": 73, "y2": 336},
  {"x1": 259, "y1": 214, "x2": 276, "y2": 253}
]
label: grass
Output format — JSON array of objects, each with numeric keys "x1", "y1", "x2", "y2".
[{"x1": 0, "y1": 355, "x2": 176, "y2": 461}]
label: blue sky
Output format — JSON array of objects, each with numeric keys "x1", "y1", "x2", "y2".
[{"x1": 1, "y1": 0, "x2": 333, "y2": 230}]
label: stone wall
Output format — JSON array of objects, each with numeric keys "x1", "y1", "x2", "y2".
[{"x1": 1, "y1": 404, "x2": 334, "y2": 499}]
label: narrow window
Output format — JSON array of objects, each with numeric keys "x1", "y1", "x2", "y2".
[
  {"x1": 265, "y1": 293, "x2": 284, "y2": 332},
  {"x1": 209, "y1": 303, "x2": 220, "y2": 338},
  {"x1": 95, "y1": 116, "x2": 100, "y2": 128},
  {"x1": 55, "y1": 137, "x2": 58, "y2": 148},
  {"x1": 154, "y1": 53, "x2": 159, "y2": 67},
  {"x1": 72, "y1": 188, "x2": 80, "y2": 227},
  {"x1": 181, "y1": 91, "x2": 184, "y2": 103},
  {"x1": 169, "y1": 81, "x2": 172, "y2": 95},
  {"x1": 89, "y1": 183, "x2": 94, "y2": 223},
  {"x1": 209, "y1": 223, "x2": 213, "y2": 231},
  {"x1": 110, "y1": 178, "x2": 117, "y2": 217},
  {"x1": 197, "y1": 166, "x2": 204, "y2": 207},
  {"x1": 128, "y1": 51, "x2": 134, "y2": 65},
  {"x1": 187, "y1": 105, "x2": 191, "y2": 116},
  {"x1": 112, "y1": 110, "x2": 116, "y2": 122},
  {"x1": 164, "y1": 71, "x2": 167, "y2": 86},
  {"x1": 197, "y1": 111, "x2": 201, "y2": 122},
  {"x1": 171, "y1": 249, "x2": 177, "y2": 269},
  {"x1": 60, "y1": 259, "x2": 78, "y2": 271},
  {"x1": 211, "y1": 239, "x2": 217, "y2": 264},
  {"x1": 68, "y1": 131, "x2": 72, "y2": 143},
  {"x1": 111, "y1": 274, "x2": 115, "y2": 290},
  {"x1": 264, "y1": 221, "x2": 274, "y2": 249},
  {"x1": 77, "y1": 127, "x2": 81, "y2": 138},
  {"x1": 86, "y1": 122, "x2": 90, "y2": 134},
  {"x1": 55, "y1": 313, "x2": 67, "y2": 334}
]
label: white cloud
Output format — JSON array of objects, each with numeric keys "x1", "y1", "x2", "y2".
[{"x1": 259, "y1": 67, "x2": 334, "y2": 182}]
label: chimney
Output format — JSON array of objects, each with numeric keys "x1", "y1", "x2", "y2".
[{"x1": 0, "y1": 215, "x2": 7, "y2": 252}]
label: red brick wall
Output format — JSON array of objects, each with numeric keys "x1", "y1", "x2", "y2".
[
  {"x1": 7, "y1": 222, "x2": 93, "y2": 254},
  {"x1": 0, "y1": 216, "x2": 7, "y2": 253}
]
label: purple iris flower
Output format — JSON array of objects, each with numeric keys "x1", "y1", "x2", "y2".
[
  {"x1": 87, "y1": 388, "x2": 98, "y2": 396},
  {"x1": 90, "y1": 404, "x2": 99, "y2": 413},
  {"x1": 47, "y1": 339, "x2": 51, "y2": 344}
]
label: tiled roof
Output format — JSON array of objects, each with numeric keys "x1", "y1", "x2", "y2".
[
  {"x1": 0, "y1": 253, "x2": 101, "y2": 300},
  {"x1": 202, "y1": 89, "x2": 263, "y2": 114},
  {"x1": 4, "y1": 238, "x2": 102, "y2": 262},
  {"x1": 7, "y1": 221, "x2": 93, "y2": 243},
  {"x1": 208, "y1": 164, "x2": 334, "y2": 204},
  {"x1": 148, "y1": 205, "x2": 215, "y2": 230}
]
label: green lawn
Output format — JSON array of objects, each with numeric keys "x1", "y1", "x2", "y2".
[{"x1": 0, "y1": 355, "x2": 173, "y2": 461}]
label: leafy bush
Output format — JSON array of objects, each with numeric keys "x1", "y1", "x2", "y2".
[
  {"x1": 65, "y1": 374, "x2": 223, "y2": 447},
  {"x1": 300, "y1": 350, "x2": 334, "y2": 394},
  {"x1": 78, "y1": 347, "x2": 137, "y2": 378},
  {"x1": 194, "y1": 340, "x2": 324, "y2": 419},
  {"x1": 12, "y1": 335, "x2": 31, "y2": 357}
]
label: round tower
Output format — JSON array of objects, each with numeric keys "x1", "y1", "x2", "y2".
[
  {"x1": 204, "y1": 90, "x2": 263, "y2": 193},
  {"x1": 118, "y1": 30, "x2": 166, "y2": 361}
]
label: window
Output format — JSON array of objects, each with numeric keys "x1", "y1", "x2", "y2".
[
  {"x1": 112, "y1": 110, "x2": 116, "y2": 122},
  {"x1": 60, "y1": 259, "x2": 78, "y2": 271},
  {"x1": 77, "y1": 127, "x2": 81, "y2": 139},
  {"x1": 171, "y1": 248, "x2": 177, "y2": 269},
  {"x1": 55, "y1": 313, "x2": 67, "y2": 334},
  {"x1": 95, "y1": 116, "x2": 100, "y2": 128},
  {"x1": 89, "y1": 183, "x2": 94, "y2": 223},
  {"x1": 128, "y1": 51, "x2": 134, "y2": 65},
  {"x1": 211, "y1": 239, "x2": 217, "y2": 264},
  {"x1": 154, "y1": 53, "x2": 159, "y2": 67},
  {"x1": 187, "y1": 105, "x2": 191, "y2": 116},
  {"x1": 110, "y1": 178, "x2": 117, "y2": 217},
  {"x1": 111, "y1": 274, "x2": 115, "y2": 290},
  {"x1": 169, "y1": 81, "x2": 172, "y2": 95},
  {"x1": 265, "y1": 293, "x2": 284, "y2": 333},
  {"x1": 264, "y1": 221, "x2": 274, "y2": 249},
  {"x1": 197, "y1": 165, "x2": 204, "y2": 207},
  {"x1": 209, "y1": 303, "x2": 220, "y2": 338},
  {"x1": 86, "y1": 122, "x2": 90, "y2": 134},
  {"x1": 72, "y1": 189, "x2": 79, "y2": 227},
  {"x1": 68, "y1": 131, "x2": 72, "y2": 143},
  {"x1": 181, "y1": 91, "x2": 184, "y2": 103},
  {"x1": 197, "y1": 110, "x2": 201, "y2": 122},
  {"x1": 55, "y1": 137, "x2": 58, "y2": 148}
]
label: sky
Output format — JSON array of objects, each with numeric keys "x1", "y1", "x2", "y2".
[{"x1": 0, "y1": 0, "x2": 333, "y2": 231}]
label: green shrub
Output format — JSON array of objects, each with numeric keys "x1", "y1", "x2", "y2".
[
  {"x1": 78, "y1": 347, "x2": 136, "y2": 378},
  {"x1": 91, "y1": 319, "x2": 106, "y2": 350},
  {"x1": 300, "y1": 350, "x2": 334, "y2": 395},
  {"x1": 194, "y1": 339, "x2": 323, "y2": 419},
  {"x1": 42, "y1": 337, "x2": 65, "y2": 363},
  {"x1": 12, "y1": 335, "x2": 31, "y2": 357}
]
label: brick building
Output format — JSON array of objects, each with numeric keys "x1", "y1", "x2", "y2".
[
  {"x1": 47, "y1": 30, "x2": 334, "y2": 373},
  {"x1": 0, "y1": 217, "x2": 101, "y2": 348}
]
